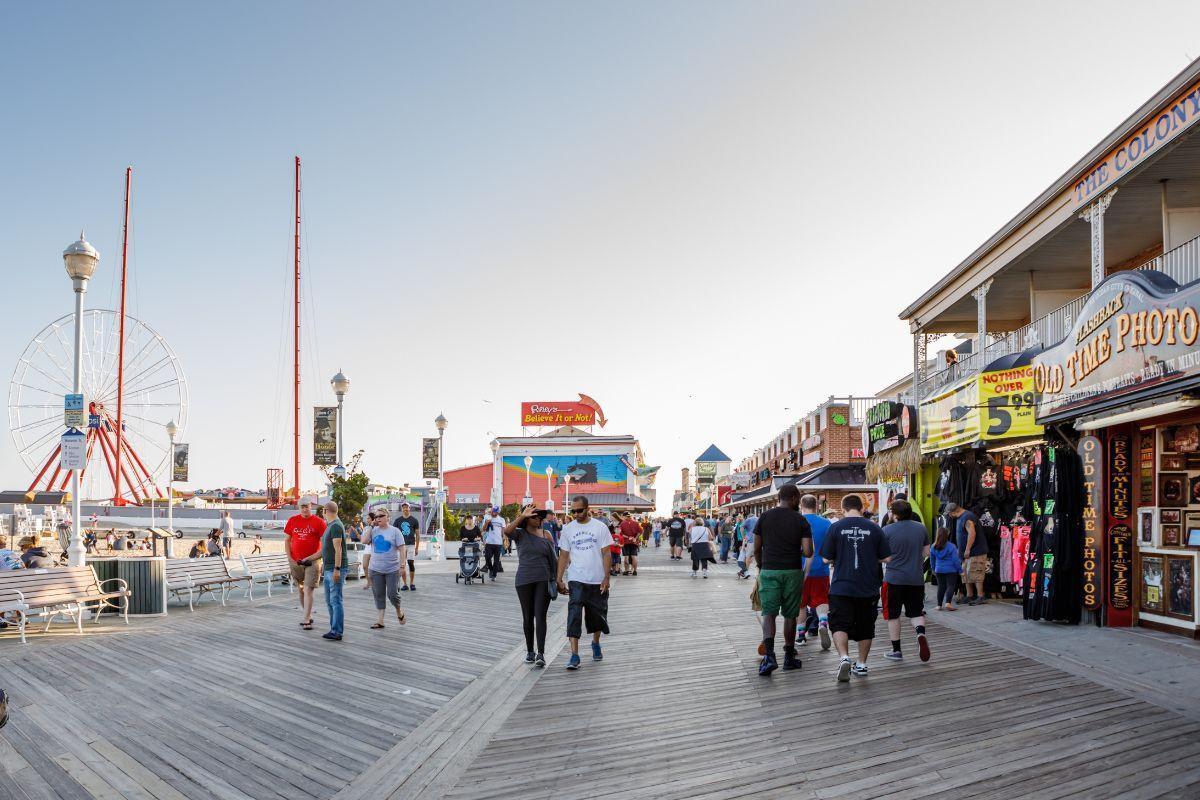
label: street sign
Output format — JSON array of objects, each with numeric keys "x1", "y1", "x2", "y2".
[
  {"x1": 61, "y1": 430, "x2": 87, "y2": 469},
  {"x1": 88, "y1": 414, "x2": 101, "y2": 429},
  {"x1": 64, "y1": 393, "x2": 85, "y2": 428}
]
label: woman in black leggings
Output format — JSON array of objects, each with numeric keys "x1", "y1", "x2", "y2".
[{"x1": 503, "y1": 505, "x2": 559, "y2": 667}]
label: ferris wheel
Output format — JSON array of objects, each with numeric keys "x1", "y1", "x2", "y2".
[{"x1": 8, "y1": 309, "x2": 188, "y2": 503}]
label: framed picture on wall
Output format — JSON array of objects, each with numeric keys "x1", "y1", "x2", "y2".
[
  {"x1": 1142, "y1": 555, "x2": 1165, "y2": 614},
  {"x1": 1162, "y1": 509, "x2": 1182, "y2": 524},
  {"x1": 1163, "y1": 525, "x2": 1183, "y2": 547},
  {"x1": 1163, "y1": 454, "x2": 1186, "y2": 471},
  {"x1": 1160, "y1": 473, "x2": 1187, "y2": 507},
  {"x1": 1167, "y1": 556, "x2": 1194, "y2": 620},
  {"x1": 1139, "y1": 507, "x2": 1157, "y2": 545}
]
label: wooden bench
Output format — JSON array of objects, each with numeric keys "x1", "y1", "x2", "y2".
[
  {"x1": 0, "y1": 566, "x2": 130, "y2": 644},
  {"x1": 164, "y1": 558, "x2": 249, "y2": 611},
  {"x1": 238, "y1": 553, "x2": 293, "y2": 598}
]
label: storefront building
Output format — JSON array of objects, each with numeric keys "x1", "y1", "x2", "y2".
[
  {"x1": 443, "y1": 425, "x2": 655, "y2": 514},
  {"x1": 902, "y1": 56, "x2": 1200, "y2": 635},
  {"x1": 729, "y1": 397, "x2": 879, "y2": 515}
]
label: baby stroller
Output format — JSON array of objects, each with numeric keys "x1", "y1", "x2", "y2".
[{"x1": 456, "y1": 541, "x2": 484, "y2": 585}]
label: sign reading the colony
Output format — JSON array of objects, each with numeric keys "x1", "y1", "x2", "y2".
[
  {"x1": 1070, "y1": 77, "x2": 1200, "y2": 210},
  {"x1": 919, "y1": 365, "x2": 1043, "y2": 454},
  {"x1": 1031, "y1": 271, "x2": 1200, "y2": 421}
]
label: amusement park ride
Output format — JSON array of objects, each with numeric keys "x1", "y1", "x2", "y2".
[
  {"x1": 9, "y1": 168, "x2": 186, "y2": 505},
  {"x1": 9, "y1": 158, "x2": 311, "y2": 508}
]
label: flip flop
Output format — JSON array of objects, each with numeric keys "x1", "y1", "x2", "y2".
[
  {"x1": 301, "y1": 621, "x2": 314, "y2": 630},
  {"x1": 370, "y1": 623, "x2": 385, "y2": 630},
  {"x1": 397, "y1": 610, "x2": 407, "y2": 625}
]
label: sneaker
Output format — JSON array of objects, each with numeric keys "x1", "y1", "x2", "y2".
[
  {"x1": 409, "y1": 585, "x2": 417, "y2": 592},
  {"x1": 836, "y1": 658, "x2": 852, "y2": 683},
  {"x1": 974, "y1": 598, "x2": 988, "y2": 605},
  {"x1": 702, "y1": 572, "x2": 708, "y2": 579},
  {"x1": 321, "y1": 632, "x2": 343, "y2": 641},
  {"x1": 884, "y1": 651, "x2": 903, "y2": 662},
  {"x1": 591, "y1": 642, "x2": 603, "y2": 661},
  {"x1": 535, "y1": 653, "x2": 546, "y2": 668},
  {"x1": 852, "y1": 662, "x2": 869, "y2": 677},
  {"x1": 759, "y1": 651, "x2": 778, "y2": 676},
  {"x1": 796, "y1": 633, "x2": 807, "y2": 646},
  {"x1": 917, "y1": 633, "x2": 931, "y2": 662},
  {"x1": 781, "y1": 650, "x2": 800, "y2": 671},
  {"x1": 818, "y1": 622, "x2": 831, "y2": 651},
  {"x1": 691, "y1": 572, "x2": 697, "y2": 579},
  {"x1": 524, "y1": 651, "x2": 536, "y2": 664},
  {"x1": 401, "y1": 585, "x2": 410, "y2": 591},
  {"x1": 566, "y1": 654, "x2": 581, "y2": 670}
]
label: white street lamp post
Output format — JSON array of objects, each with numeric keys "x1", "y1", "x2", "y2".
[
  {"x1": 563, "y1": 474, "x2": 572, "y2": 512},
  {"x1": 489, "y1": 438, "x2": 500, "y2": 508},
  {"x1": 522, "y1": 455, "x2": 533, "y2": 506},
  {"x1": 63, "y1": 233, "x2": 98, "y2": 567},
  {"x1": 434, "y1": 413, "x2": 447, "y2": 561},
  {"x1": 165, "y1": 419, "x2": 178, "y2": 558},
  {"x1": 545, "y1": 466, "x2": 554, "y2": 510},
  {"x1": 330, "y1": 369, "x2": 350, "y2": 471}
]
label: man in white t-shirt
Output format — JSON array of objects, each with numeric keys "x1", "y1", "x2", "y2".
[
  {"x1": 556, "y1": 495, "x2": 613, "y2": 670},
  {"x1": 481, "y1": 507, "x2": 506, "y2": 581}
]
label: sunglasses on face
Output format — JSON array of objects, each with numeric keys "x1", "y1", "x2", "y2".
[{"x1": 571, "y1": 508, "x2": 587, "y2": 515}]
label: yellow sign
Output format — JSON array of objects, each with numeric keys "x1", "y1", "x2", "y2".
[
  {"x1": 920, "y1": 374, "x2": 979, "y2": 454},
  {"x1": 920, "y1": 365, "x2": 1043, "y2": 454},
  {"x1": 978, "y1": 365, "x2": 1043, "y2": 442}
]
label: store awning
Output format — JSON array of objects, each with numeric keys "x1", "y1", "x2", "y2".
[{"x1": 791, "y1": 463, "x2": 872, "y2": 489}]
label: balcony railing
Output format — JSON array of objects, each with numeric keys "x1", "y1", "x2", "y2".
[{"x1": 913, "y1": 233, "x2": 1200, "y2": 400}]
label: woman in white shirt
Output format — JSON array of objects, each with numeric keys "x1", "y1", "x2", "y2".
[{"x1": 689, "y1": 515, "x2": 714, "y2": 578}]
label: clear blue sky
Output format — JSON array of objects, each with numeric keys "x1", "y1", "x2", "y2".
[{"x1": 3, "y1": 2, "x2": 1200, "y2": 511}]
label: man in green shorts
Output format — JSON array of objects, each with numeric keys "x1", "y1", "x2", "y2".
[{"x1": 753, "y1": 484, "x2": 813, "y2": 676}]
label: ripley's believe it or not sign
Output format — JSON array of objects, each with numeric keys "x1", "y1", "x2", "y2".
[
  {"x1": 520, "y1": 395, "x2": 607, "y2": 427},
  {"x1": 1031, "y1": 270, "x2": 1200, "y2": 421},
  {"x1": 920, "y1": 365, "x2": 1044, "y2": 453}
]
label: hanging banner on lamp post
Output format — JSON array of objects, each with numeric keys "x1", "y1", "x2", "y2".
[
  {"x1": 313, "y1": 406, "x2": 338, "y2": 465},
  {"x1": 60, "y1": 430, "x2": 87, "y2": 470},
  {"x1": 64, "y1": 393, "x2": 86, "y2": 429},
  {"x1": 422, "y1": 438, "x2": 441, "y2": 479},
  {"x1": 172, "y1": 443, "x2": 189, "y2": 482}
]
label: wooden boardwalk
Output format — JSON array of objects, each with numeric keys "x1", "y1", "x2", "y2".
[{"x1": 3, "y1": 547, "x2": 1200, "y2": 799}]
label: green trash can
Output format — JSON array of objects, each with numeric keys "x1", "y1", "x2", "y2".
[
  {"x1": 86, "y1": 557, "x2": 120, "y2": 614},
  {"x1": 116, "y1": 557, "x2": 167, "y2": 616}
]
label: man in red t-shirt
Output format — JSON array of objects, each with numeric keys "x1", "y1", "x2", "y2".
[
  {"x1": 284, "y1": 498, "x2": 326, "y2": 630},
  {"x1": 618, "y1": 513, "x2": 643, "y2": 576}
]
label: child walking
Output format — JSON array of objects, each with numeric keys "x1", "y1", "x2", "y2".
[{"x1": 930, "y1": 526, "x2": 962, "y2": 611}]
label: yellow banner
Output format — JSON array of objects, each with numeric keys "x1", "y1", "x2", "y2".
[
  {"x1": 920, "y1": 374, "x2": 979, "y2": 454},
  {"x1": 920, "y1": 365, "x2": 1043, "y2": 454},
  {"x1": 978, "y1": 364, "x2": 1043, "y2": 442}
]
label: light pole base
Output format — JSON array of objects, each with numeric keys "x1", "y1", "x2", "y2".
[{"x1": 67, "y1": 536, "x2": 86, "y2": 567}]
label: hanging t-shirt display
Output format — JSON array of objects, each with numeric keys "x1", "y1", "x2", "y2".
[{"x1": 1022, "y1": 445, "x2": 1085, "y2": 624}]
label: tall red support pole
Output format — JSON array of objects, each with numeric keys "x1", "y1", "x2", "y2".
[
  {"x1": 113, "y1": 166, "x2": 132, "y2": 505},
  {"x1": 293, "y1": 156, "x2": 302, "y2": 503}
]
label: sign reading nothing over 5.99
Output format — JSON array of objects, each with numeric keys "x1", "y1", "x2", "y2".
[{"x1": 919, "y1": 364, "x2": 1043, "y2": 454}]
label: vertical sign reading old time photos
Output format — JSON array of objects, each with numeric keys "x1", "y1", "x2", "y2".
[{"x1": 1078, "y1": 435, "x2": 1103, "y2": 611}]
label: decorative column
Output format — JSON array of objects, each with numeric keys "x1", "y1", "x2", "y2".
[
  {"x1": 972, "y1": 278, "x2": 993, "y2": 354},
  {"x1": 912, "y1": 330, "x2": 928, "y2": 393},
  {"x1": 1080, "y1": 188, "x2": 1118, "y2": 288}
]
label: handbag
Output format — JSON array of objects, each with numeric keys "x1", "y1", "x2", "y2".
[{"x1": 543, "y1": 537, "x2": 559, "y2": 601}]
